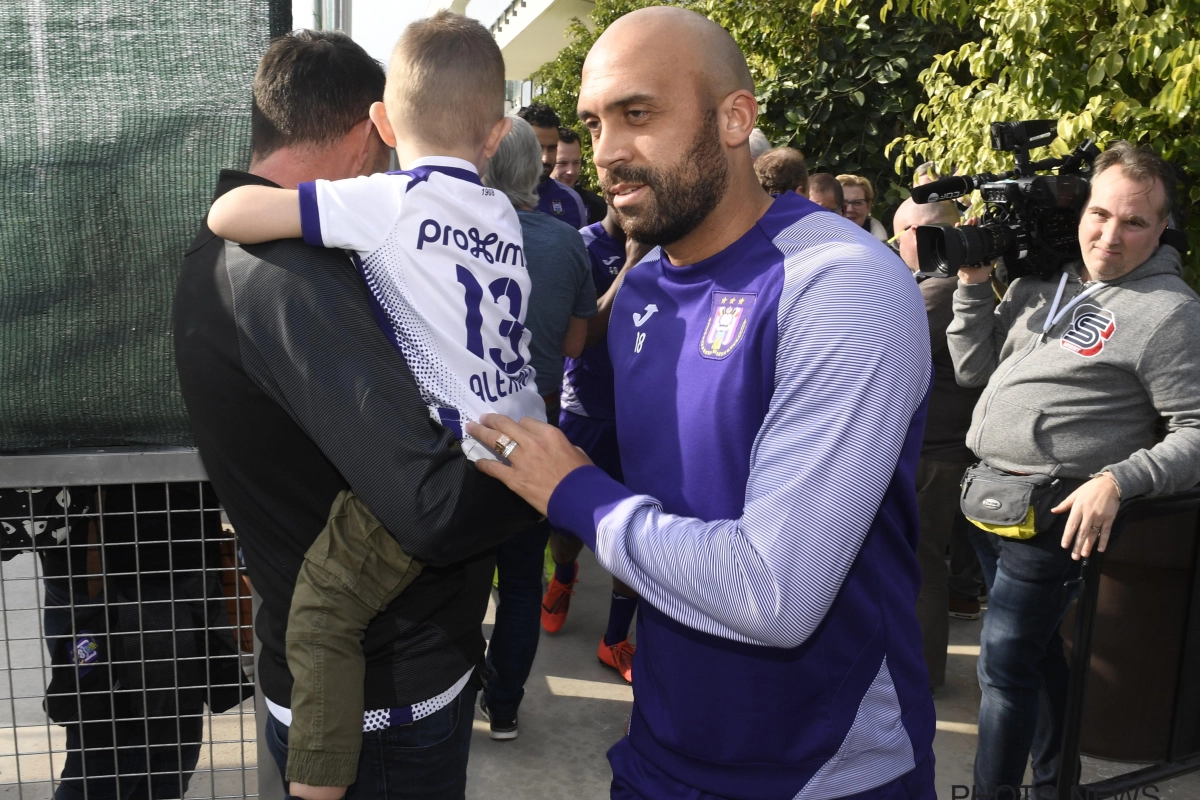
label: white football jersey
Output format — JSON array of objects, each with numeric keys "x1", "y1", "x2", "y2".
[{"x1": 299, "y1": 156, "x2": 546, "y2": 460}]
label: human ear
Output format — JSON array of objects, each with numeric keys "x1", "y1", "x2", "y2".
[
  {"x1": 719, "y1": 89, "x2": 759, "y2": 149},
  {"x1": 482, "y1": 116, "x2": 513, "y2": 160},
  {"x1": 369, "y1": 102, "x2": 398, "y2": 148},
  {"x1": 348, "y1": 118, "x2": 380, "y2": 174}
]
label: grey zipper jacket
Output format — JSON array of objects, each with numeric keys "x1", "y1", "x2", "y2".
[{"x1": 947, "y1": 245, "x2": 1200, "y2": 499}]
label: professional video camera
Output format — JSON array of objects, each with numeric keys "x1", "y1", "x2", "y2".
[{"x1": 910, "y1": 120, "x2": 1100, "y2": 279}]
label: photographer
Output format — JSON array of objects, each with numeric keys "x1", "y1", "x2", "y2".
[
  {"x1": 891, "y1": 198, "x2": 985, "y2": 689},
  {"x1": 947, "y1": 141, "x2": 1200, "y2": 797}
]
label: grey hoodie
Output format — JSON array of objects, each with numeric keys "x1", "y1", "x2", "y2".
[{"x1": 947, "y1": 246, "x2": 1200, "y2": 499}]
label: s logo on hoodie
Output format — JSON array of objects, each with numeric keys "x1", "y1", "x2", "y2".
[{"x1": 1061, "y1": 303, "x2": 1116, "y2": 357}]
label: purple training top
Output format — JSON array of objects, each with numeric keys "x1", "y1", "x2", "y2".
[
  {"x1": 535, "y1": 177, "x2": 587, "y2": 231},
  {"x1": 560, "y1": 222, "x2": 625, "y2": 419},
  {"x1": 547, "y1": 192, "x2": 936, "y2": 798}
]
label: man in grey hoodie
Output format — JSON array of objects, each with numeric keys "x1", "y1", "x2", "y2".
[{"x1": 948, "y1": 140, "x2": 1200, "y2": 798}]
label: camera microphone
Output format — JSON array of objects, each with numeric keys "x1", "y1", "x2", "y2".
[{"x1": 911, "y1": 176, "x2": 976, "y2": 204}]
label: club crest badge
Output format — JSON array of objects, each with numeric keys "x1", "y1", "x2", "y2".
[
  {"x1": 551, "y1": 199, "x2": 564, "y2": 215},
  {"x1": 73, "y1": 632, "x2": 100, "y2": 677},
  {"x1": 1060, "y1": 303, "x2": 1115, "y2": 357},
  {"x1": 700, "y1": 292, "x2": 756, "y2": 359}
]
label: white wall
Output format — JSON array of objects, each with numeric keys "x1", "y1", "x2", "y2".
[{"x1": 290, "y1": 0, "x2": 507, "y2": 67}]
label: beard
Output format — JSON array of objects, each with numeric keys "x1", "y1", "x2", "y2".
[{"x1": 601, "y1": 110, "x2": 728, "y2": 248}]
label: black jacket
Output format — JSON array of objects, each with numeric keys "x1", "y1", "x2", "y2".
[
  {"x1": 577, "y1": 186, "x2": 608, "y2": 226},
  {"x1": 916, "y1": 274, "x2": 982, "y2": 463},
  {"x1": 173, "y1": 170, "x2": 536, "y2": 710},
  {"x1": 0, "y1": 483, "x2": 250, "y2": 744}
]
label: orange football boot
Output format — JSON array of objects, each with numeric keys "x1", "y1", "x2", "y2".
[
  {"x1": 540, "y1": 571, "x2": 577, "y2": 633},
  {"x1": 597, "y1": 638, "x2": 636, "y2": 683}
]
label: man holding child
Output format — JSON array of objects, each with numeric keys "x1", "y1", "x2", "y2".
[
  {"x1": 176, "y1": 19, "x2": 537, "y2": 800},
  {"x1": 181, "y1": 7, "x2": 940, "y2": 800}
]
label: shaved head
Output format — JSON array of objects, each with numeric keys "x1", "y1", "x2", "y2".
[
  {"x1": 590, "y1": 7, "x2": 753, "y2": 102},
  {"x1": 893, "y1": 198, "x2": 960, "y2": 272},
  {"x1": 577, "y1": 7, "x2": 766, "y2": 259},
  {"x1": 893, "y1": 198, "x2": 960, "y2": 231}
]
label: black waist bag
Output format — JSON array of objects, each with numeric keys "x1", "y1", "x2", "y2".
[{"x1": 960, "y1": 462, "x2": 1065, "y2": 539}]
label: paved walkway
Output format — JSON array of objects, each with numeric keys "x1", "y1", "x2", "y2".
[
  {"x1": 467, "y1": 549, "x2": 1200, "y2": 799},
  {"x1": 2, "y1": 548, "x2": 1197, "y2": 798}
]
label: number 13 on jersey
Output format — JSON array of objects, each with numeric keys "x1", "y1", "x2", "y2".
[{"x1": 455, "y1": 264, "x2": 528, "y2": 375}]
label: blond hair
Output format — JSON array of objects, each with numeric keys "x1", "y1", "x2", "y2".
[
  {"x1": 386, "y1": 11, "x2": 505, "y2": 150},
  {"x1": 836, "y1": 173, "x2": 875, "y2": 203}
]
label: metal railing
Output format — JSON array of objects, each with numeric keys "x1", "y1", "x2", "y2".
[
  {"x1": 0, "y1": 449, "x2": 260, "y2": 799},
  {"x1": 1058, "y1": 487, "x2": 1200, "y2": 799}
]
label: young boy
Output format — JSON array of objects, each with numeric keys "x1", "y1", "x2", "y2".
[{"x1": 207, "y1": 12, "x2": 543, "y2": 798}]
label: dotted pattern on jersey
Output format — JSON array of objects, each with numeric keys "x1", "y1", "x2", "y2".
[
  {"x1": 359, "y1": 669, "x2": 472, "y2": 732},
  {"x1": 359, "y1": 226, "x2": 464, "y2": 415},
  {"x1": 363, "y1": 709, "x2": 390, "y2": 732}
]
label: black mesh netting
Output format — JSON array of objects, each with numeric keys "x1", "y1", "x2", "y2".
[{"x1": 0, "y1": 1, "x2": 290, "y2": 451}]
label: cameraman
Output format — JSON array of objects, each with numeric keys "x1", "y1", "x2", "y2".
[
  {"x1": 891, "y1": 198, "x2": 986, "y2": 690},
  {"x1": 948, "y1": 141, "x2": 1200, "y2": 797}
]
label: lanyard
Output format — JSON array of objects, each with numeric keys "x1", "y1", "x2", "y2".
[{"x1": 1042, "y1": 272, "x2": 1106, "y2": 335}]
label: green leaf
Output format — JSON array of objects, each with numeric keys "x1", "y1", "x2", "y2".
[
  {"x1": 852, "y1": 90, "x2": 866, "y2": 105},
  {"x1": 1088, "y1": 61, "x2": 1106, "y2": 86},
  {"x1": 1106, "y1": 52, "x2": 1124, "y2": 78}
]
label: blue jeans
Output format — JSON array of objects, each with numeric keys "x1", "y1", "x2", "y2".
[
  {"x1": 968, "y1": 520, "x2": 1080, "y2": 799},
  {"x1": 265, "y1": 688, "x2": 477, "y2": 799},
  {"x1": 483, "y1": 519, "x2": 552, "y2": 721}
]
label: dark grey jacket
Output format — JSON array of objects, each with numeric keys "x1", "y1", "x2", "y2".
[
  {"x1": 174, "y1": 170, "x2": 536, "y2": 711},
  {"x1": 947, "y1": 245, "x2": 1200, "y2": 498}
]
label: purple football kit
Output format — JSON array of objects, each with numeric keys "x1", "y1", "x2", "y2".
[
  {"x1": 547, "y1": 192, "x2": 937, "y2": 798},
  {"x1": 559, "y1": 222, "x2": 626, "y2": 480},
  {"x1": 536, "y1": 177, "x2": 588, "y2": 231}
]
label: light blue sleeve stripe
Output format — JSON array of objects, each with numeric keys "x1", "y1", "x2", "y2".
[{"x1": 592, "y1": 220, "x2": 932, "y2": 647}]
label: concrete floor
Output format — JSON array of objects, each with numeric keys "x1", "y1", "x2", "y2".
[
  {"x1": 466, "y1": 548, "x2": 1200, "y2": 799},
  {"x1": 2, "y1": 548, "x2": 1197, "y2": 799}
]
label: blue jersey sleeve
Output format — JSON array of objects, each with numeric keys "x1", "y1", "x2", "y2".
[{"x1": 548, "y1": 249, "x2": 931, "y2": 648}]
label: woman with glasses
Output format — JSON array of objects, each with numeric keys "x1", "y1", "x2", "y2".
[{"x1": 837, "y1": 174, "x2": 889, "y2": 241}]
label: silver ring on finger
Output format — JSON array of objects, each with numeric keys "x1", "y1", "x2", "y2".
[
  {"x1": 501, "y1": 440, "x2": 519, "y2": 459},
  {"x1": 1089, "y1": 525, "x2": 1102, "y2": 533},
  {"x1": 493, "y1": 433, "x2": 513, "y2": 457}
]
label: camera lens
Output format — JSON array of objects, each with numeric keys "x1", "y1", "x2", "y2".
[
  {"x1": 915, "y1": 225, "x2": 963, "y2": 274},
  {"x1": 915, "y1": 224, "x2": 1009, "y2": 274}
]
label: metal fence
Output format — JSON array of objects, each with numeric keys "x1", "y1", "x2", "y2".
[{"x1": 0, "y1": 449, "x2": 260, "y2": 799}]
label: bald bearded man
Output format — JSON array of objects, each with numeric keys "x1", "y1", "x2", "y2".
[{"x1": 468, "y1": 8, "x2": 936, "y2": 798}]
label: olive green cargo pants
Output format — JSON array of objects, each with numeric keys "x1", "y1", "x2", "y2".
[{"x1": 284, "y1": 491, "x2": 423, "y2": 787}]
